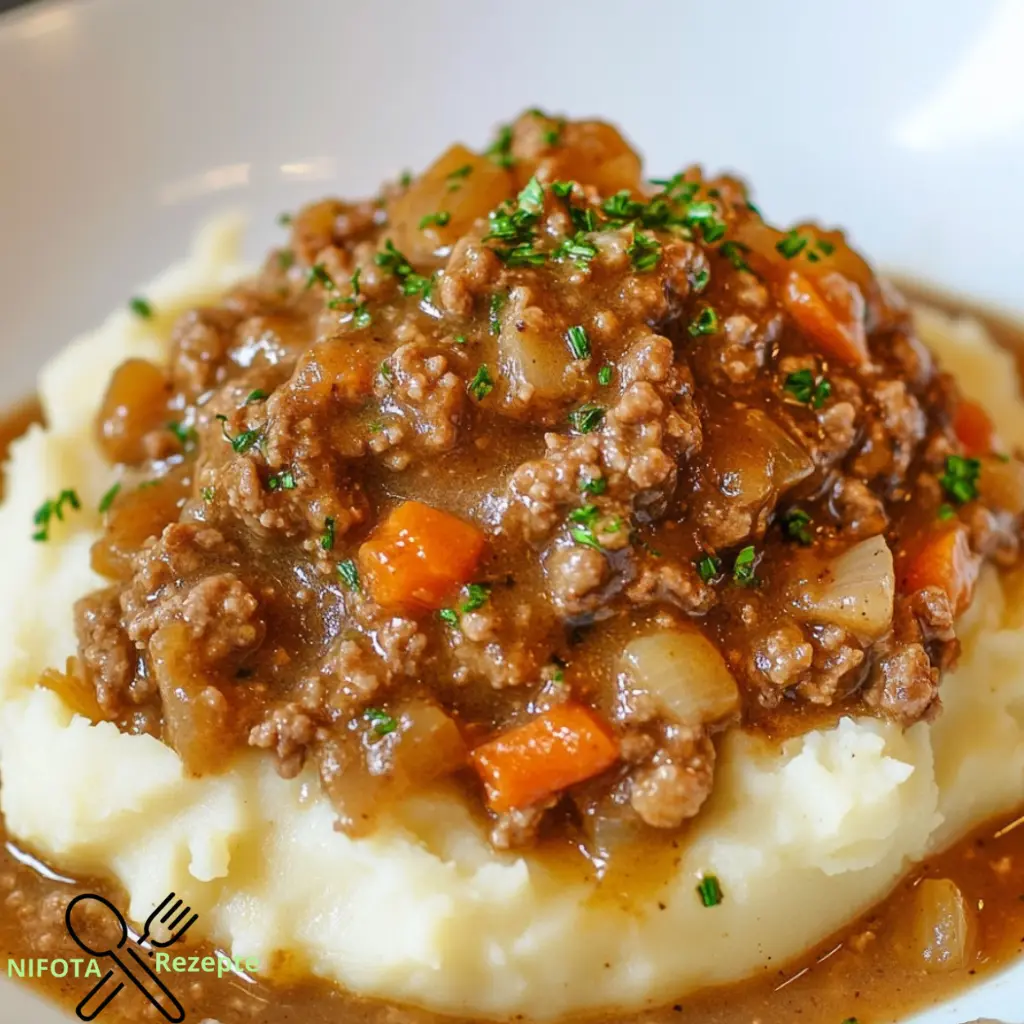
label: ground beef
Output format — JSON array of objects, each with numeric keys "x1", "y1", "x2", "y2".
[
  {"x1": 863, "y1": 642, "x2": 939, "y2": 723},
  {"x1": 628, "y1": 725, "x2": 715, "y2": 829}
]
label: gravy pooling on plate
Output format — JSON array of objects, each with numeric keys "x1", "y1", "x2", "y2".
[
  {"x1": 2, "y1": 807, "x2": 1024, "y2": 1023},
  {"x1": 42, "y1": 110, "x2": 1024, "y2": 856}
]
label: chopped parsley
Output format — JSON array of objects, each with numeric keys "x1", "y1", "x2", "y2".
[
  {"x1": 200, "y1": 486, "x2": 215, "y2": 502},
  {"x1": 551, "y1": 180, "x2": 574, "y2": 198},
  {"x1": 497, "y1": 241, "x2": 546, "y2": 267},
  {"x1": 418, "y1": 210, "x2": 451, "y2": 230},
  {"x1": 399, "y1": 169, "x2": 413, "y2": 189},
  {"x1": 569, "y1": 403, "x2": 605, "y2": 434},
  {"x1": 938, "y1": 504, "x2": 956, "y2": 521},
  {"x1": 337, "y1": 559, "x2": 361, "y2": 592},
  {"x1": 167, "y1": 421, "x2": 197, "y2": 450},
  {"x1": 783, "y1": 509, "x2": 813, "y2": 545},
  {"x1": 688, "y1": 306, "x2": 720, "y2": 337},
  {"x1": 597, "y1": 364, "x2": 613, "y2": 386},
  {"x1": 733, "y1": 546, "x2": 758, "y2": 586},
  {"x1": 784, "y1": 369, "x2": 832, "y2": 409},
  {"x1": 245, "y1": 389, "x2": 268, "y2": 405},
  {"x1": 460, "y1": 583, "x2": 491, "y2": 613},
  {"x1": 31, "y1": 489, "x2": 81, "y2": 542},
  {"x1": 485, "y1": 124, "x2": 515, "y2": 168},
  {"x1": 552, "y1": 231, "x2": 598, "y2": 267},
  {"x1": 452, "y1": 334, "x2": 468, "y2": 345},
  {"x1": 603, "y1": 190, "x2": 645, "y2": 221},
  {"x1": 697, "y1": 554, "x2": 721, "y2": 582},
  {"x1": 486, "y1": 177, "x2": 547, "y2": 266},
  {"x1": 569, "y1": 505, "x2": 603, "y2": 551},
  {"x1": 98, "y1": 482, "x2": 121, "y2": 514},
  {"x1": 305, "y1": 263, "x2": 336, "y2": 291},
  {"x1": 277, "y1": 212, "x2": 292, "y2": 227},
  {"x1": 365, "y1": 708, "x2": 397, "y2": 736},
  {"x1": 840, "y1": 1018, "x2": 860, "y2": 1024},
  {"x1": 215, "y1": 414, "x2": 262, "y2": 454},
  {"x1": 446, "y1": 163, "x2": 473, "y2": 191},
  {"x1": 277, "y1": 249, "x2": 295, "y2": 271},
  {"x1": 696, "y1": 875, "x2": 723, "y2": 908},
  {"x1": 468, "y1": 365, "x2": 495, "y2": 401},
  {"x1": 627, "y1": 230, "x2": 661, "y2": 272},
  {"x1": 267, "y1": 469, "x2": 296, "y2": 491},
  {"x1": 438, "y1": 607, "x2": 460, "y2": 627},
  {"x1": 128, "y1": 296, "x2": 154, "y2": 319},
  {"x1": 580, "y1": 476, "x2": 607, "y2": 496},
  {"x1": 321, "y1": 516, "x2": 336, "y2": 550},
  {"x1": 940, "y1": 454, "x2": 981, "y2": 505},
  {"x1": 566, "y1": 325, "x2": 591, "y2": 360},
  {"x1": 692, "y1": 267, "x2": 710, "y2": 292},
  {"x1": 776, "y1": 230, "x2": 808, "y2": 259},
  {"x1": 379, "y1": 360, "x2": 394, "y2": 382},
  {"x1": 720, "y1": 240, "x2": 752, "y2": 273},
  {"x1": 375, "y1": 240, "x2": 433, "y2": 300},
  {"x1": 518, "y1": 175, "x2": 544, "y2": 214},
  {"x1": 543, "y1": 117, "x2": 566, "y2": 147},
  {"x1": 489, "y1": 292, "x2": 507, "y2": 335}
]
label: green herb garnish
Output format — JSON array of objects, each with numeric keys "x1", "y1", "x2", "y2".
[
  {"x1": 580, "y1": 476, "x2": 607, "y2": 496},
  {"x1": 697, "y1": 554, "x2": 721, "y2": 583},
  {"x1": 337, "y1": 559, "x2": 361, "y2": 592},
  {"x1": 31, "y1": 489, "x2": 81, "y2": 542},
  {"x1": 696, "y1": 875, "x2": 723, "y2": 908},
  {"x1": 215, "y1": 414, "x2": 262, "y2": 455},
  {"x1": 305, "y1": 263, "x2": 336, "y2": 291},
  {"x1": 246, "y1": 389, "x2": 268, "y2": 405},
  {"x1": 688, "y1": 306, "x2": 720, "y2": 337},
  {"x1": 200, "y1": 486, "x2": 215, "y2": 502},
  {"x1": 468, "y1": 365, "x2": 495, "y2": 401},
  {"x1": 784, "y1": 369, "x2": 832, "y2": 409},
  {"x1": 569, "y1": 505, "x2": 603, "y2": 551},
  {"x1": 267, "y1": 470, "x2": 296, "y2": 491},
  {"x1": 128, "y1": 296, "x2": 154, "y2": 319},
  {"x1": 733, "y1": 546, "x2": 758, "y2": 586},
  {"x1": 365, "y1": 708, "x2": 397, "y2": 736},
  {"x1": 940, "y1": 455, "x2": 981, "y2": 505},
  {"x1": 627, "y1": 231, "x2": 661, "y2": 272},
  {"x1": 783, "y1": 509, "x2": 813, "y2": 545},
  {"x1": 776, "y1": 230, "x2": 808, "y2": 259},
  {"x1": 321, "y1": 516, "x2": 336, "y2": 550},
  {"x1": 439, "y1": 607, "x2": 460, "y2": 627},
  {"x1": 419, "y1": 211, "x2": 451, "y2": 230},
  {"x1": 569, "y1": 404, "x2": 605, "y2": 434},
  {"x1": 446, "y1": 164, "x2": 473, "y2": 191},
  {"x1": 485, "y1": 124, "x2": 515, "y2": 169},
  {"x1": 489, "y1": 292, "x2": 507, "y2": 335},
  {"x1": 167, "y1": 421, "x2": 197, "y2": 450},
  {"x1": 566, "y1": 325, "x2": 591, "y2": 360},
  {"x1": 98, "y1": 483, "x2": 121, "y2": 514},
  {"x1": 460, "y1": 583, "x2": 491, "y2": 613},
  {"x1": 597, "y1": 365, "x2": 613, "y2": 386}
]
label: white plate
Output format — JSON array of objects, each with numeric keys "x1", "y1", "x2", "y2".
[{"x1": 1, "y1": 0, "x2": 1023, "y2": 1021}]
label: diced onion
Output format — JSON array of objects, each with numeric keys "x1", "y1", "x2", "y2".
[
  {"x1": 621, "y1": 629, "x2": 740, "y2": 726},
  {"x1": 911, "y1": 878, "x2": 973, "y2": 973},
  {"x1": 793, "y1": 535, "x2": 894, "y2": 638}
]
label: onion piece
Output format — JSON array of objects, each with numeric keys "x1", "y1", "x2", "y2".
[
  {"x1": 497, "y1": 288, "x2": 573, "y2": 407},
  {"x1": 911, "y1": 878, "x2": 974, "y2": 973},
  {"x1": 792, "y1": 535, "x2": 895, "y2": 638},
  {"x1": 621, "y1": 628, "x2": 740, "y2": 727}
]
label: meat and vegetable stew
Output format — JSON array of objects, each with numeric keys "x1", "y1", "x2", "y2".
[{"x1": 42, "y1": 110, "x2": 1024, "y2": 855}]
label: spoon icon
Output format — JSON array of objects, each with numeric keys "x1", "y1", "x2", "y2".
[{"x1": 65, "y1": 893, "x2": 186, "y2": 1023}]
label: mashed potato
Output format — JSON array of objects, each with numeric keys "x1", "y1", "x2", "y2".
[{"x1": 2, "y1": 222, "x2": 1024, "y2": 1019}]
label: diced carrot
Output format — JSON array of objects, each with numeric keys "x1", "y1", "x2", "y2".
[
  {"x1": 900, "y1": 524, "x2": 980, "y2": 615},
  {"x1": 470, "y1": 703, "x2": 620, "y2": 813},
  {"x1": 359, "y1": 500, "x2": 487, "y2": 613},
  {"x1": 782, "y1": 269, "x2": 870, "y2": 366},
  {"x1": 953, "y1": 399, "x2": 1000, "y2": 457}
]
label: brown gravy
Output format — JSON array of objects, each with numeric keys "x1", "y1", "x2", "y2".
[
  {"x1": 1, "y1": 292, "x2": 1023, "y2": 1024},
  {"x1": 1, "y1": 809, "x2": 1023, "y2": 1024}
]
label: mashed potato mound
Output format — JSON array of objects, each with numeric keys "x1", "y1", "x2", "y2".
[{"x1": 2, "y1": 223, "x2": 1024, "y2": 1019}]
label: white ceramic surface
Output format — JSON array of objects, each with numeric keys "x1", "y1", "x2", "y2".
[{"x1": 1, "y1": 0, "x2": 1023, "y2": 1021}]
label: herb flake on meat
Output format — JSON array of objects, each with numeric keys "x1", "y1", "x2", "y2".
[
  {"x1": 468, "y1": 365, "x2": 495, "y2": 401},
  {"x1": 733, "y1": 546, "x2": 758, "y2": 586},
  {"x1": 784, "y1": 369, "x2": 832, "y2": 409},
  {"x1": 627, "y1": 230, "x2": 661, "y2": 272},
  {"x1": 569, "y1": 403, "x2": 605, "y2": 434},
  {"x1": 365, "y1": 708, "x2": 398, "y2": 736},
  {"x1": 940, "y1": 455, "x2": 981, "y2": 504},
  {"x1": 337, "y1": 559, "x2": 361, "y2": 592},
  {"x1": 688, "y1": 306, "x2": 720, "y2": 337},
  {"x1": 783, "y1": 509, "x2": 813, "y2": 545},
  {"x1": 697, "y1": 554, "x2": 721, "y2": 582},
  {"x1": 98, "y1": 483, "x2": 121, "y2": 514}
]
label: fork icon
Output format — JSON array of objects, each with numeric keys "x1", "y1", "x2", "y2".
[{"x1": 139, "y1": 893, "x2": 198, "y2": 948}]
